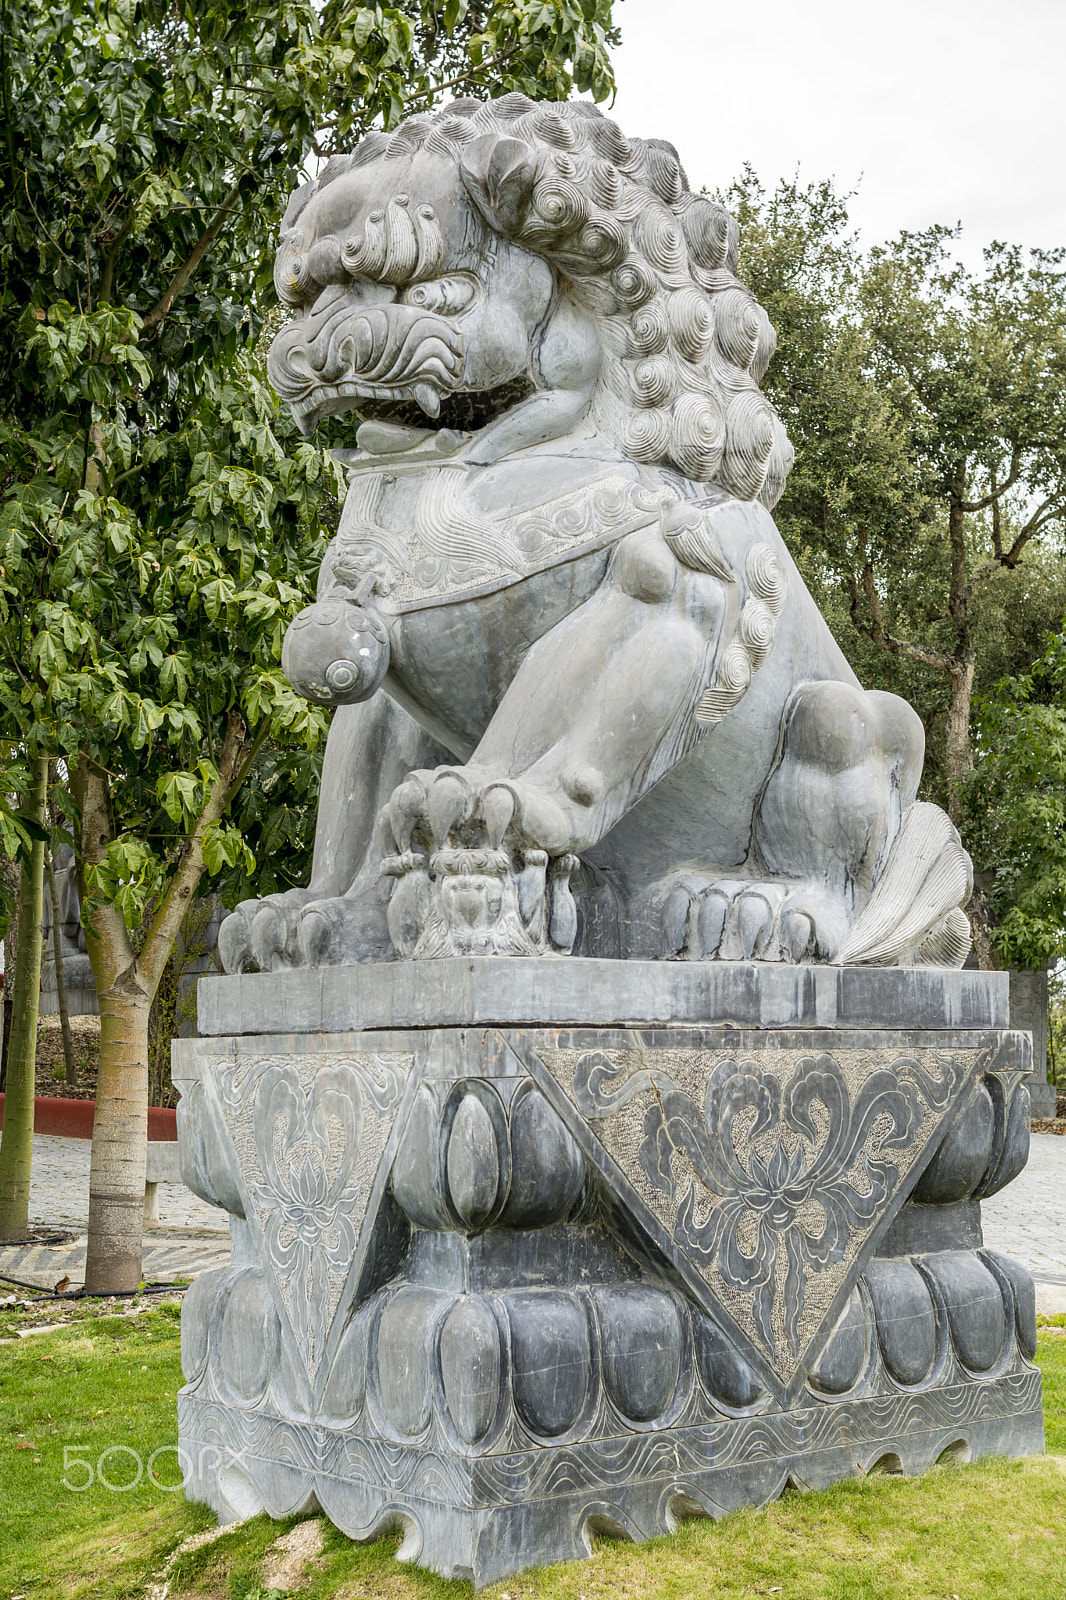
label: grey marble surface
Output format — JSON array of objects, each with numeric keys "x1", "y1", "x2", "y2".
[
  {"x1": 175, "y1": 1012, "x2": 1043, "y2": 1584},
  {"x1": 218, "y1": 97, "x2": 973, "y2": 978},
  {"x1": 195, "y1": 958, "x2": 1009, "y2": 1037},
  {"x1": 167, "y1": 94, "x2": 1046, "y2": 1585}
]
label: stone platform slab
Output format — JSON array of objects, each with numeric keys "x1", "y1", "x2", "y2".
[{"x1": 197, "y1": 958, "x2": 1008, "y2": 1037}]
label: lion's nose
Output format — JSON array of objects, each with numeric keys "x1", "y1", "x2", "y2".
[
  {"x1": 306, "y1": 278, "x2": 396, "y2": 333},
  {"x1": 301, "y1": 281, "x2": 398, "y2": 375}
]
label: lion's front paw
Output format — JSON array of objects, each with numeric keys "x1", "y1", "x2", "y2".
[
  {"x1": 218, "y1": 884, "x2": 395, "y2": 973},
  {"x1": 379, "y1": 765, "x2": 579, "y2": 958},
  {"x1": 659, "y1": 876, "x2": 845, "y2": 965},
  {"x1": 293, "y1": 892, "x2": 393, "y2": 967},
  {"x1": 217, "y1": 889, "x2": 320, "y2": 974}
]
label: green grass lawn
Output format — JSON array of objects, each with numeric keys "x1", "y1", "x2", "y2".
[{"x1": 1, "y1": 1301, "x2": 1064, "y2": 1600}]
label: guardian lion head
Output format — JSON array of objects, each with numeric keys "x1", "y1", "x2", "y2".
[{"x1": 269, "y1": 95, "x2": 793, "y2": 508}]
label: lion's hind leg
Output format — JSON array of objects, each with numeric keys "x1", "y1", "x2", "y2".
[
  {"x1": 654, "y1": 681, "x2": 972, "y2": 967},
  {"x1": 758, "y1": 680, "x2": 972, "y2": 964}
]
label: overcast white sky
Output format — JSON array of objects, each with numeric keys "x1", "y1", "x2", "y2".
[{"x1": 607, "y1": 0, "x2": 1066, "y2": 268}]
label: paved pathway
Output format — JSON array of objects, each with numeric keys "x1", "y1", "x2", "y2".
[
  {"x1": 24, "y1": 1134, "x2": 223, "y2": 1232},
  {"x1": 0, "y1": 1134, "x2": 230, "y2": 1293},
  {"x1": 2, "y1": 1133, "x2": 1065, "y2": 1308},
  {"x1": 983, "y1": 1133, "x2": 1066, "y2": 1314}
]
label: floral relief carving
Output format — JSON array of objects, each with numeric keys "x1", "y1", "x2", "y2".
[
  {"x1": 539, "y1": 1043, "x2": 975, "y2": 1383},
  {"x1": 330, "y1": 463, "x2": 663, "y2": 612},
  {"x1": 210, "y1": 1052, "x2": 411, "y2": 1378}
]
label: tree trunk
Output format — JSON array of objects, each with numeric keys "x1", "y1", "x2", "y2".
[
  {"x1": 0, "y1": 755, "x2": 48, "y2": 1238},
  {"x1": 74, "y1": 716, "x2": 248, "y2": 1290},
  {"x1": 0, "y1": 854, "x2": 18, "y2": 1093},
  {"x1": 944, "y1": 476, "x2": 975, "y2": 826},
  {"x1": 83, "y1": 987, "x2": 150, "y2": 1291},
  {"x1": 0, "y1": 991, "x2": 10, "y2": 1095},
  {"x1": 44, "y1": 848, "x2": 77, "y2": 1087},
  {"x1": 944, "y1": 655, "x2": 975, "y2": 824},
  {"x1": 73, "y1": 756, "x2": 149, "y2": 1292}
]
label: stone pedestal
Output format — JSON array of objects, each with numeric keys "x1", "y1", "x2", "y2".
[
  {"x1": 40, "y1": 951, "x2": 99, "y2": 1018},
  {"x1": 1009, "y1": 969, "x2": 1054, "y2": 1118},
  {"x1": 175, "y1": 961, "x2": 1042, "y2": 1587}
]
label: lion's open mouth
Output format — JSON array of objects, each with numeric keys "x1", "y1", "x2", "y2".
[
  {"x1": 288, "y1": 377, "x2": 442, "y2": 436},
  {"x1": 269, "y1": 294, "x2": 536, "y2": 440},
  {"x1": 279, "y1": 370, "x2": 537, "y2": 441},
  {"x1": 268, "y1": 291, "x2": 466, "y2": 436},
  {"x1": 331, "y1": 374, "x2": 537, "y2": 439}
]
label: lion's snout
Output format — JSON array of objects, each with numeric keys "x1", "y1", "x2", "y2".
[{"x1": 268, "y1": 286, "x2": 464, "y2": 428}]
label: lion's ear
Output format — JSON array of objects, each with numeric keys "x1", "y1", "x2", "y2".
[
  {"x1": 281, "y1": 178, "x2": 317, "y2": 235},
  {"x1": 459, "y1": 135, "x2": 536, "y2": 234}
]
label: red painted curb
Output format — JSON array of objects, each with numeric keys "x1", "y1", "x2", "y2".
[{"x1": 0, "y1": 1094, "x2": 177, "y2": 1141}]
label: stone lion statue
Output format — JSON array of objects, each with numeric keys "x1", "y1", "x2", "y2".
[{"x1": 219, "y1": 95, "x2": 972, "y2": 973}]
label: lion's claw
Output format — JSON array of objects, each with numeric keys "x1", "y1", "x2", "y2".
[
  {"x1": 217, "y1": 910, "x2": 254, "y2": 975},
  {"x1": 297, "y1": 908, "x2": 333, "y2": 967},
  {"x1": 379, "y1": 764, "x2": 580, "y2": 957},
  {"x1": 659, "y1": 876, "x2": 831, "y2": 964},
  {"x1": 251, "y1": 905, "x2": 289, "y2": 972},
  {"x1": 217, "y1": 884, "x2": 393, "y2": 973}
]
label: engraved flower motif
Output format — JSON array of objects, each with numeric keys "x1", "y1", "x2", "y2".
[
  {"x1": 638, "y1": 1053, "x2": 926, "y2": 1360},
  {"x1": 250, "y1": 1063, "x2": 364, "y2": 1364},
  {"x1": 572, "y1": 1045, "x2": 955, "y2": 1368}
]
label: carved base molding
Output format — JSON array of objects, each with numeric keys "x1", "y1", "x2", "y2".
[
  {"x1": 178, "y1": 1372, "x2": 1043, "y2": 1587},
  {"x1": 174, "y1": 969, "x2": 1042, "y2": 1587}
]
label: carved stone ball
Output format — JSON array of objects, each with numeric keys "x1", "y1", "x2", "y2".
[{"x1": 282, "y1": 598, "x2": 390, "y2": 706}]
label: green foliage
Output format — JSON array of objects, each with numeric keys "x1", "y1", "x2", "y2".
[
  {"x1": 1048, "y1": 967, "x2": 1066, "y2": 1089},
  {"x1": 731, "y1": 175, "x2": 1066, "y2": 694},
  {"x1": 0, "y1": 748, "x2": 37, "y2": 932},
  {"x1": 0, "y1": 0, "x2": 616, "y2": 940},
  {"x1": 220, "y1": 741, "x2": 325, "y2": 905},
  {"x1": 729, "y1": 172, "x2": 1066, "y2": 953},
  {"x1": 965, "y1": 629, "x2": 1066, "y2": 967}
]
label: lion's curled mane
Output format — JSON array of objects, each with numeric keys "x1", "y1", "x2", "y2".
[{"x1": 279, "y1": 94, "x2": 794, "y2": 508}]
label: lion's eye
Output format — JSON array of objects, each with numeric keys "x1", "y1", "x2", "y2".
[{"x1": 401, "y1": 276, "x2": 477, "y2": 316}]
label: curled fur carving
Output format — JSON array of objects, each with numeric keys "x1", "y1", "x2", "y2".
[{"x1": 280, "y1": 95, "x2": 795, "y2": 509}]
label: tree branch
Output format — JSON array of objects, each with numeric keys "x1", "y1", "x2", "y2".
[
  {"x1": 845, "y1": 568, "x2": 953, "y2": 674},
  {"x1": 98, "y1": 213, "x2": 134, "y2": 308},
  {"x1": 224, "y1": 718, "x2": 270, "y2": 806},
  {"x1": 873, "y1": 329, "x2": 940, "y2": 417},
  {"x1": 965, "y1": 497, "x2": 1063, "y2": 599},
  {"x1": 71, "y1": 754, "x2": 137, "y2": 994},
  {"x1": 991, "y1": 466, "x2": 1003, "y2": 558},
  {"x1": 957, "y1": 450, "x2": 1021, "y2": 514},
  {"x1": 1003, "y1": 492, "x2": 1062, "y2": 562},
  {"x1": 947, "y1": 462, "x2": 969, "y2": 626},
  {"x1": 138, "y1": 709, "x2": 247, "y2": 997},
  {"x1": 404, "y1": 47, "x2": 522, "y2": 103},
  {"x1": 22, "y1": 171, "x2": 79, "y2": 267},
  {"x1": 140, "y1": 181, "x2": 244, "y2": 333}
]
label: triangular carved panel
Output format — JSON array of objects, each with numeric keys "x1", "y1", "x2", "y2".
[
  {"x1": 527, "y1": 1041, "x2": 982, "y2": 1395},
  {"x1": 203, "y1": 1051, "x2": 414, "y2": 1382}
]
